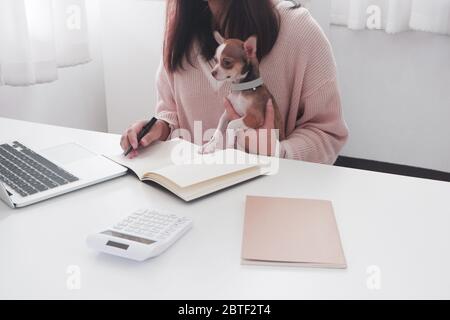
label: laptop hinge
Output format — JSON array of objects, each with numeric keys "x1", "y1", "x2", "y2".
[{"x1": 0, "y1": 182, "x2": 15, "y2": 209}]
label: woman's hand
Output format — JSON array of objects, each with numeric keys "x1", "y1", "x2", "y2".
[
  {"x1": 224, "y1": 98, "x2": 279, "y2": 156},
  {"x1": 120, "y1": 119, "x2": 170, "y2": 158}
]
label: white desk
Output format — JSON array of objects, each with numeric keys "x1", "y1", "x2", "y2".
[{"x1": 1, "y1": 117, "x2": 449, "y2": 299}]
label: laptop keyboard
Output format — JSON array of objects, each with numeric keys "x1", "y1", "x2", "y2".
[{"x1": 0, "y1": 141, "x2": 79, "y2": 197}]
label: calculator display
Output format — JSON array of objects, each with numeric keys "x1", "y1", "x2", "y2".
[
  {"x1": 106, "y1": 241, "x2": 129, "y2": 250},
  {"x1": 102, "y1": 230, "x2": 156, "y2": 245}
]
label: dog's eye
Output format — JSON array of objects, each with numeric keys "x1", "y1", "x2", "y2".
[{"x1": 222, "y1": 59, "x2": 232, "y2": 68}]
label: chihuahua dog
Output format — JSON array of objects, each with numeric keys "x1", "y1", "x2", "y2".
[{"x1": 201, "y1": 32, "x2": 283, "y2": 154}]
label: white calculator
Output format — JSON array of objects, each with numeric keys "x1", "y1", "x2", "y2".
[{"x1": 87, "y1": 208, "x2": 193, "y2": 261}]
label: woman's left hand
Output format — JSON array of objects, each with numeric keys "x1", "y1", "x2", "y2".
[{"x1": 224, "y1": 98, "x2": 279, "y2": 156}]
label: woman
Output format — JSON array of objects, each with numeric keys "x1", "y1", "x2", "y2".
[{"x1": 121, "y1": 0, "x2": 349, "y2": 164}]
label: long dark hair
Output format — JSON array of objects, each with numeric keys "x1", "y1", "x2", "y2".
[{"x1": 164, "y1": 0, "x2": 300, "y2": 73}]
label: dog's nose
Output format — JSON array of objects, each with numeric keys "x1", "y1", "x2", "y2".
[{"x1": 211, "y1": 70, "x2": 217, "y2": 77}]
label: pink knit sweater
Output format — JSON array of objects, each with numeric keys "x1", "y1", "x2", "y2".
[{"x1": 155, "y1": 3, "x2": 349, "y2": 164}]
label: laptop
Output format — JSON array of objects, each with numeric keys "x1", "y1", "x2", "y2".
[{"x1": 0, "y1": 141, "x2": 127, "y2": 208}]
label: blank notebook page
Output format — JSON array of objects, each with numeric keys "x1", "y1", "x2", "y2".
[
  {"x1": 154, "y1": 146, "x2": 265, "y2": 188},
  {"x1": 109, "y1": 139, "x2": 267, "y2": 187},
  {"x1": 241, "y1": 196, "x2": 346, "y2": 267}
]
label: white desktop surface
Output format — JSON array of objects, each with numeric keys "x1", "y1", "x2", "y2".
[{"x1": 0, "y1": 117, "x2": 449, "y2": 299}]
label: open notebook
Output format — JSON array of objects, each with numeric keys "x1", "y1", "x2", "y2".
[
  {"x1": 106, "y1": 139, "x2": 273, "y2": 201},
  {"x1": 241, "y1": 196, "x2": 347, "y2": 269}
]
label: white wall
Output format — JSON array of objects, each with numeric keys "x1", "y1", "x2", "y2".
[
  {"x1": 100, "y1": 0, "x2": 166, "y2": 134},
  {"x1": 332, "y1": 27, "x2": 450, "y2": 172},
  {"x1": 0, "y1": 0, "x2": 107, "y2": 132}
]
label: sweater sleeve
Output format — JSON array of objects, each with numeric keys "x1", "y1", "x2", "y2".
[
  {"x1": 155, "y1": 60, "x2": 179, "y2": 128},
  {"x1": 280, "y1": 79, "x2": 349, "y2": 164},
  {"x1": 279, "y1": 11, "x2": 349, "y2": 165}
]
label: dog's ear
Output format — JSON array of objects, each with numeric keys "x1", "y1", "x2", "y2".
[
  {"x1": 244, "y1": 36, "x2": 257, "y2": 58},
  {"x1": 213, "y1": 31, "x2": 225, "y2": 45}
]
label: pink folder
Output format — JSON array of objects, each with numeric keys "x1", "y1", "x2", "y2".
[{"x1": 241, "y1": 196, "x2": 347, "y2": 268}]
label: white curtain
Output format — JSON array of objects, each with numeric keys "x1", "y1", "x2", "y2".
[
  {"x1": 331, "y1": 0, "x2": 450, "y2": 35},
  {"x1": 0, "y1": 0, "x2": 90, "y2": 86}
]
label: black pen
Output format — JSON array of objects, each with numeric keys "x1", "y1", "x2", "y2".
[{"x1": 124, "y1": 117, "x2": 158, "y2": 157}]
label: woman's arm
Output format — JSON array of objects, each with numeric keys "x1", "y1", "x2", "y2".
[
  {"x1": 155, "y1": 60, "x2": 179, "y2": 130},
  {"x1": 280, "y1": 79, "x2": 349, "y2": 164},
  {"x1": 280, "y1": 10, "x2": 349, "y2": 164},
  {"x1": 226, "y1": 81, "x2": 348, "y2": 164}
]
